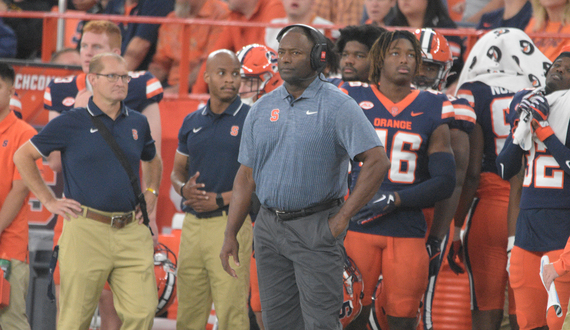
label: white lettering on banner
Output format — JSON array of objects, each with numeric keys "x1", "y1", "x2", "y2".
[{"x1": 14, "y1": 74, "x2": 55, "y2": 90}]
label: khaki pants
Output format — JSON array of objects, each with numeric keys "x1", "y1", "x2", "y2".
[
  {"x1": 176, "y1": 213, "x2": 252, "y2": 330},
  {"x1": 58, "y1": 210, "x2": 157, "y2": 330},
  {"x1": 0, "y1": 259, "x2": 30, "y2": 330}
]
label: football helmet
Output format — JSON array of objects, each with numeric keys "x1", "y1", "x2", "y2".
[
  {"x1": 237, "y1": 44, "x2": 282, "y2": 104},
  {"x1": 339, "y1": 256, "x2": 364, "y2": 328},
  {"x1": 154, "y1": 243, "x2": 177, "y2": 316},
  {"x1": 413, "y1": 28, "x2": 453, "y2": 91}
]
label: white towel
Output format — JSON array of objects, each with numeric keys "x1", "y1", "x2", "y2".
[
  {"x1": 456, "y1": 28, "x2": 551, "y2": 94},
  {"x1": 513, "y1": 109, "x2": 533, "y2": 150}
]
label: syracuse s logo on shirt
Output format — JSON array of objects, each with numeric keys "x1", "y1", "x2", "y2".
[
  {"x1": 270, "y1": 109, "x2": 279, "y2": 122},
  {"x1": 132, "y1": 129, "x2": 138, "y2": 140},
  {"x1": 230, "y1": 126, "x2": 239, "y2": 136}
]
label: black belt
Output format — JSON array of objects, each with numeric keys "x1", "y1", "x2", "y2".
[
  {"x1": 194, "y1": 208, "x2": 227, "y2": 219},
  {"x1": 268, "y1": 198, "x2": 343, "y2": 221}
]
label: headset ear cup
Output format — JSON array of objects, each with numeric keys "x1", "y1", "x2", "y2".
[
  {"x1": 312, "y1": 43, "x2": 328, "y2": 72},
  {"x1": 311, "y1": 44, "x2": 319, "y2": 71},
  {"x1": 276, "y1": 24, "x2": 328, "y2": 72}
]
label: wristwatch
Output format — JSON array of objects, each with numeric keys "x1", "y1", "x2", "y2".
[
  {"x1": 180, "y1": 183, "x2": 186, "y2": 197},
  {"x1": 216, "y1": 193, "x2": 224, "y2": 208}
]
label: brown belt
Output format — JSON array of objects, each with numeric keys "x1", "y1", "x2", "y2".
[{"x1": 82, "y1": 207, "x2": 135, "y2": 229}]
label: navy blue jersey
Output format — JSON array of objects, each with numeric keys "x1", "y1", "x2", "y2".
[
  {"x1": 509, "y1": 89, "x2": 570, "y2": 210},
  {"x1": 507, "y1": 89, "x2": 570, "y2": 250},
  {"x1": 457, "y1": 81, "x2": 515, "y2": 173},
  {"x1": 44, "y1": 71, "x2": 163, "y2": 114},
  {"x1": 341, "y1": 82, "x2": 453, "y2": 237},
  {"x1": 31, "y1": 99, "x2": 156, "y2": 212}
]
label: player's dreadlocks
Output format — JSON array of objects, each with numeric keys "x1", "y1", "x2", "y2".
[{"x1": 368, "y1": 30, "x2": 422, "y2": 86}]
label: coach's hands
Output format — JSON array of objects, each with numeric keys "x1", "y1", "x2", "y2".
[
  {"x1": 542, "y1": 263, "x2": 559, "y2": 289},
  {"x1": 220, "y1": 234, "x2": 240, "y2": 278},
  {"x1": 351, "y1": 191, "x2": 398, "y2": 226},
  {"x1": 328, "y1": 212, "x2": 349, "y2": 238},
  {"x1": 44, "y1": 197, "x2": 82, "y2": 221},
  {"x1": 181, "y1": 172, "x2": 218, "y2": 212}
]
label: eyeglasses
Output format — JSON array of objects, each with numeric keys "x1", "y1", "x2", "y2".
[{"x1": 95, "y1": 73, "x2": 132, "y2": 83}]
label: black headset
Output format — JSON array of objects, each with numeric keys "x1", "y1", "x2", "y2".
[{"x1": 276, "y1": 24, "x2": 328, "y2": 73}]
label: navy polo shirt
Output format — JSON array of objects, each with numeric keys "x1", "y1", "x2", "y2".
[
  {"x1": 31, "y1": 97, "x2": 156, "y2": 212},
  {"x1": 177, "y1": 97, "x2": 250, "y2": 215}
]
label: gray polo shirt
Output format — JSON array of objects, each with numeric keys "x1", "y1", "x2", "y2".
[{"x1": 239, "y1": 76, "x2": 381, "y2": 211}]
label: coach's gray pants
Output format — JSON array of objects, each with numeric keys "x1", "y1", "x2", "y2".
[{"x1": 254, "y1": 204, "x2": 346, "y2": 330}]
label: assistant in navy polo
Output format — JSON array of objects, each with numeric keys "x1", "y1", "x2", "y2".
[
  {"x1": 171, "y1": 49, "x2": 253, "y2": 330},
  {"x1": 30, "y1": 97, "x2": 155, "y2": 212},
  {"x1": 177, "y1": 97, "x2": 248, "y2": 215}
]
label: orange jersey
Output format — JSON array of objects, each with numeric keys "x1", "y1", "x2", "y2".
[
  {"x1": 192, "y1": 0, "x2": 285, "y2": 93},
  {"x1": 0, "y1": 111, "x2": 37, "y2": 262},
  {"x1": 525, "y1": 18, "x2": 570, "y2": 61},
  {"x1": 152, "y1": 0, "x2": 229, "y2": 86}
]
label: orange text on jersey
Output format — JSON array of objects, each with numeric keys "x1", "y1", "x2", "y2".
[{"x1": 374, "y1": 118, "x2": 412, "y2": 130}]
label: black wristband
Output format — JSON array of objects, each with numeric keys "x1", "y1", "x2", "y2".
[
  {"x1": 216, "y1": 193, "x2": 224, "y2": 208},
  {"x1": 180, "y1": 183, "x2": 186, "y2": 198}
]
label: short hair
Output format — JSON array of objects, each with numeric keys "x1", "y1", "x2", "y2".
[
  {"x1": 0, "y1": 63, "x2": 15, "y2": 85},
  {"x1": 50, "y1": 48, "x2": 80, "y2": 63},
  {"x1": 368, "y1": 30, "x2": 422, "y2": 86},
  {"x1": 335, "y1": 25, "x2": 387, "y2": 54},
  {"x1": 82, "y1": 20, "x2": 122, "y2": 50},
  {"x1": 89, "y1": 53, "x2": 126, "y2": 73}
]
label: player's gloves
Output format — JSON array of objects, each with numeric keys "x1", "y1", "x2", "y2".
[
  {"x1": 351, "y1": 191, "x2": 397, "y2": 227},
  {"x1": 426, "y1": 235, "x2": 442, "y2": 278},
  {"x1": 521, "y1": 94, "x2": 553, "y2": 141},
  {"x1": 447, "y1": 239, "x2": 465, "y2": 275},
  {"x1": 528, "y1": 94, "x2": 550, "y2": 122}
]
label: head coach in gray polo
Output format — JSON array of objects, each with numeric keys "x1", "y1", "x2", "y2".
[{"x1": 220, "y1": 24, "x2": 391, "y2": 330}]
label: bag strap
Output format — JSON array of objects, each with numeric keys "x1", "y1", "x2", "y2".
[{"x1": 88, "y1": 112, "x2": 152, "y2": 232}]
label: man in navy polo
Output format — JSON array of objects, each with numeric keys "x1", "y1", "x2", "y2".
[
  {"x1": 220, "y1": 24, "x2": 390, "y2": 329},
  {"x1": 171, "y1": 49, "x2": 252, "y2": 330},
  {"x1": 14, "y1": 53, "x2": 162, "y2": 330}
]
